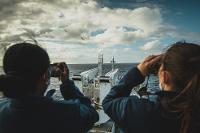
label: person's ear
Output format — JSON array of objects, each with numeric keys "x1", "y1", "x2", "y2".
[
  {"x1": 162, "y1": 70, "x2": 171, "y2": 85},
  {"x1": 159, "y1": 69, "x2": 170, "y2": 84},
  {"x1": 35, "y1": 70, "x2": 49, "y2": 96},
  {"x1": 42, "y1": 70, "x2": 49, "y2": 85},
  {"x1": 38, "y1": 70, "x2": 49, "y2": 85}
]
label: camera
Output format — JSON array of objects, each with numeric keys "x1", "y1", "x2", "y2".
[{"x1": 50, "y1": 62, "x2": 65, "y2": 77}]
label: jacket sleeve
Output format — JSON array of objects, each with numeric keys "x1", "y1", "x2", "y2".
[
  {"x1": 60, "y1": 79, "x2": 84, "y2": 100},
  {"x1": 102, "y1": 67, "x2": 154, "y2": 128},
  {"x1": 60, "y1": 79, "x2": 99, "y2": 132}
]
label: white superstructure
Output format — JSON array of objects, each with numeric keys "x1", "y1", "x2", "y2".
[{"x1": 71, "y1": 55, "x2": 120, "y2": 125}]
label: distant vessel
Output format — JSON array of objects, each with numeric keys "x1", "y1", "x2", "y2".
[
  {"x1": 72, "y1": 54, "x2": 120, "y2": 125},
  {"x1": 71, "y1": 55, "x2": 146, "y2": 132}
]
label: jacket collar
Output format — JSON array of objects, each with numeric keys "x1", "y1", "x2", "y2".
[{"x1": 155, "y1": 91, "x2": 179, "y2": 98}]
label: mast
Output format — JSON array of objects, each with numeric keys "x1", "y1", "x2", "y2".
[
  {"x1": 98, "y1": 53, "x2": 103, "y2": 77},
  {"x1": 111, "y1": 57, "x2": 115, "y2": 71}
]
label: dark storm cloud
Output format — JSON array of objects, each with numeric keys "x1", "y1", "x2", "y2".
[
  {"x1": 0, "y1": 0, "x2": 54, "y2": 46},
  {"x1": 0, "y1": 0, "x2": 24, "y2": 21}
]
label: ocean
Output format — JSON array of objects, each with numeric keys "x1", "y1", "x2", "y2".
[
  {"x1": 48, "y1": 63, "x2": 139, "y2": 100},
  {"x1": 0, "y1": 63, "x2": 160, "y2": 100}
]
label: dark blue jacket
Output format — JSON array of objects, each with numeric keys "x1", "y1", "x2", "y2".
[
  {"x1": 102, "y1": 67, "x2": 181, "y2": 133},
  {"x1": 0, "y1": 79, "x2": 99, "y2": 133}
]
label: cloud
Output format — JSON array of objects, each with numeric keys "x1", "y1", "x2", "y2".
[
  {"x1": 40, "y1": 5, "x2": 166, "y2": 47},
  {"x1": 140, "y1": 40, "x2": 164, "y2": 51},
  {"x1": 123, "y1": 47, "x2": 132, "y2": 52},
  {"x1": 42, "y1": 43, "x2": 143, "y2": 63},
  {"x1": 0, "y1": 0, "x2": 199, "y2": 64},
  {"x1": 0, "y1": 0, "x2": 171, "y2": 48}
]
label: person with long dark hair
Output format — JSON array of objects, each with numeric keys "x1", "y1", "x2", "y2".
[
  {"x1": 0, "y1": 43, "x2": 99, "y2": 133},
  {"x1": 103, "y1": 42, "x2": 200, "y2": 133}
]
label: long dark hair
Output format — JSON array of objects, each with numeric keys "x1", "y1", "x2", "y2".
[
  {"x1": 0, "y1": 43, "x2": 50, "y2": 98},
  {"x1": 161, "y1": 42, "x2": 200, "y2": 133}
]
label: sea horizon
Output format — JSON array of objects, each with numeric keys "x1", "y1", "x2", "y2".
[{"x1": 0, "y1": 62, "x2": 139, "y2": 67}]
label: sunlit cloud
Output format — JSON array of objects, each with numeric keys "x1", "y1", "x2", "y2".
[{"x1": 140, "y1": 40, "x2": 162, "y2": 51}]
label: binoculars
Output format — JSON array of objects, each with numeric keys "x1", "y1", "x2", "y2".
[{"x1": 149, "y1": 62, "x2": 161, "y2": 75}]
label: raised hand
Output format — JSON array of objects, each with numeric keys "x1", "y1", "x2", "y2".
[{"x1": 137, "y1": 55, "x2": 162, "y2": 77}]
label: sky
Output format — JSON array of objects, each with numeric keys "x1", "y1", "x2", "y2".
[{"x1": 0, "y1": 0, "x2": 200, "y2": 65}]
